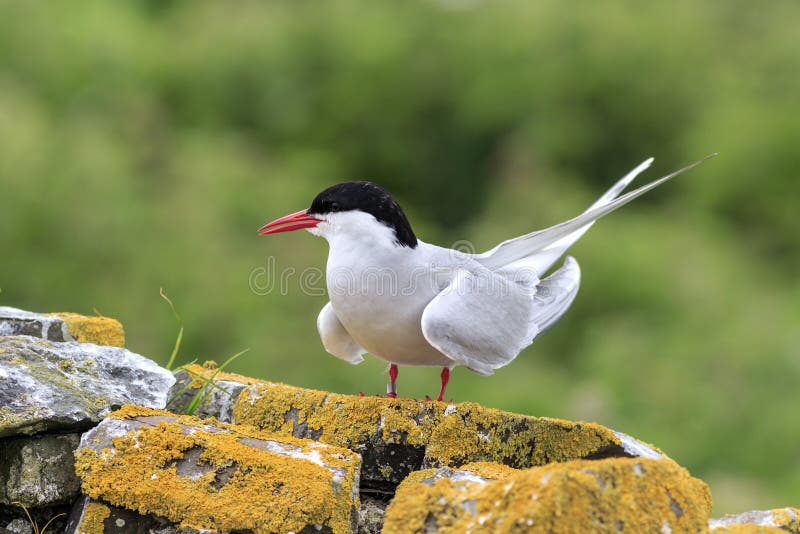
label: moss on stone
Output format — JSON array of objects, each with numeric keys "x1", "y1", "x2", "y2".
[
  {"x1": 77, "y1": 501, "x2": 112, "y2": 534},
  {"x1": 383, "y1": 457, "x2": 711, "y2": 534},
  {"x1": 75, "y1": 405, "x2": 360, "y2": 534},
  {"x1": 48, "y1": 313, "x2": 125, "y2": 347},
  {"x1": 233, "y1": 381, "x2": 657, "y2": 470}
]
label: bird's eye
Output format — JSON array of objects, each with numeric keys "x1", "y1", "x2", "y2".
[{"x1": 329, "y1": 201, "x2": 340, "y2": 212}]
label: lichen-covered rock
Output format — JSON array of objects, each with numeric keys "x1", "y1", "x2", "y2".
[
  {"x1": 383, "y1": 458, "x2": 712, "y2": 533},
  {"x1": 0, "y1": 307, "x2": 124, "y2": 347},
  {"x1": 357, "y1": 496, "x2": 389, "y2": 534},
  {"x1": 166, "y1": 364, "x2": 258, "y2": 422},
  {"x1": 232, "y1": 378, "x2": 664, "y2": 492},
  {"x1": 0, "y1": 336, "x2": 175, "y2": 438},
  {"x1": 73, "y1": 405, "x2": 361, "y2": 534},
  {"x1": 3, "y1": 518, "x2": 32, "y2": 534},
  {"x1": 709, "y1": 508, "x2": 800, "y2": 533},
  {"x1": 0, "y1": 433, "x2": 81, "y2": 507},
  {"x1": 66, "y1": 496, "x2": 188, "y2": 534}
]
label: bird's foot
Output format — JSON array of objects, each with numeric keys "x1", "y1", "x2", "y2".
[
  {"x1": 358, "y1": 392, "x2": 366, "y2": 397},
  {"x1": 422, "y1": 395, "x2": 454, "y2": 403},
  {"x1": 386, "y1": 392, "x2": 397, "y2": 399}
]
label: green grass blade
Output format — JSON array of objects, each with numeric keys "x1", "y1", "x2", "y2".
[
  {"x1": 184, "y1": 349, "x2": 249, "y2": 415},
  {"x1": 159, "y1": 288, "x2": 183, "y2": 371}
]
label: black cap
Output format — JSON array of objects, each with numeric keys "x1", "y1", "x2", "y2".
[{"x1": 308, "y1": 181, "x2": 418, "y2": 248}]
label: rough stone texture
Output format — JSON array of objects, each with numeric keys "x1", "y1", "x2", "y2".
[
  {"x1": 0, "y1": 336, "x2": 175, "y2": 438},
  {"x1": 73, "y1": 405, "x2": 361, "y2": 534},
  {"x1": 357, "y1": 495, "x2": 390, "y2": 534},
  {"x1": 3, "y1": 519, "x2": 32, "y2": 534},
  {"x1": 0, "y1": 433, "x2": 81, "y2": 507},
  {"x1": 383, "y1": 458, "x2": 712, "y2": 533},
  {"x1": 1, "y1": 504, "x2": 70, "y2": 534},
  {"x1": 0, "y1": 307, "x2": 124, "y2": 347},
  {"x1": 166, "y1": 366, "x2": 252, "y2": 423},
  {"x1": 66, "y1": 496, "x2": 186, "y2": 534},
  {"x1": 232, "y1": 378, "x2": 664, "y2": 493},
  {"x1": 709, "y1": 508, "x2": 800, "y2": 533}
]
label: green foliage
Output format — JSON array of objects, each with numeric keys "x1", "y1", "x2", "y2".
[{"x1": 0, "y1": 0, "x2": 798, "y2": 514}]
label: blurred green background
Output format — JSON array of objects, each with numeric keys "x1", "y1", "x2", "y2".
[{"x1": 1, "y1": 0, "x2": 798, "y2": 514}]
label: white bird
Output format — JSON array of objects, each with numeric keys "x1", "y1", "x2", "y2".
[{"x1": 259, "y1": 155, "x2": 714, "y2": 401}]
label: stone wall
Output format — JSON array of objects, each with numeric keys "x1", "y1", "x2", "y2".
[{"x1": 0, "y1": 307, "x2": 797, "y2": 533}]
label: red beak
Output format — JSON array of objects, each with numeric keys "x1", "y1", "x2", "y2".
[{"x1": 258, "y1": 209, "x2": 321, "y2": 236}]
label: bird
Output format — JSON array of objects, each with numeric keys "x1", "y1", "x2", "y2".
[{"x1": 259, "y1": 155, "x2": 714, "y2": 401}]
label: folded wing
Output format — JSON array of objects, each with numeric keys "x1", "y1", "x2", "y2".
[
  {"x1": 421, "y1": 257, "x2": 581, "y2": 376},
  {"x1": 317, "y1": 302, "x2": 366, "y2": 364}
]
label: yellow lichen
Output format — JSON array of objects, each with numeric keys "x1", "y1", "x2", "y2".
[
  {"x1": 383, "y1": 457, "x2": 712, "y2": 534},
  {"x1": 772, "y1": 508, "x2": 800, "y2": 532},
  {"x1": 457, "y1": 461, "x2": 520, "y2": 480},
  {"x1": 181, "y1": 363, "x2": 263, "y2": 389},
  {"x1": 233, "y1": 381, "x2": 652, "y2": 469},
  {"x1": 711, "y1": 526, "x2": 786, "y2": 533},
  {"x1": 710, "y1": 508, "x2": 800, "y2": 534},
  {"x1": 49, "y1": 313, "x2": 125, "y2": 347},
  {"x1": 78, "y1": 501, "x2": 111, "y2": 534},
  {"x1": 396, "y1": 462, "x2": 520, "y2": 493},
  {"x1": 379, "y1": 465, "x2": 394, "y2": 479},
  {"x1": 75, "y1": 405, "x2": 360, "y2": 534}
]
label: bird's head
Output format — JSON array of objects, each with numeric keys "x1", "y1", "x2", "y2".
[{"x1": 259, "y1": 181, "x2": 418, "y2": 248}]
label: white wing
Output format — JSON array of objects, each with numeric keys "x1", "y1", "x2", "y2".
[
  {"x1": 527, "y1": 256, "x2": 581, "y2": 337},
  {"x1": 477, "y1": 155, "x2": 714, "y2": 273},
  {"x1": 317, "y1": 302, "x2": 365, "y2": 364},
  {"x1": 421, "y1": 257, "x2": 580, "y2": 376}
]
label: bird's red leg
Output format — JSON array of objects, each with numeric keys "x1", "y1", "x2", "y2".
[
  {"x1": 387, "y1": 364, "x2": 398, "y2": 398},
  {"x1": 436, "y1": 367, "x2": 450, "y2": 402}
]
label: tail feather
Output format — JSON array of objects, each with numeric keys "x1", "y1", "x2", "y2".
[
  {"x1": 477, "y1": 154, "x2": 715, "y2": 273},
  {"x1": 493, "y1": 158, "x2": 653, "y2": 277}
]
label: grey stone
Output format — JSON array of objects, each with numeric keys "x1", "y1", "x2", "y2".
[
  {"x1": 709, "y1": 507, "x2": 799, "y2": 532},
  {"x1": 4, "y1": 519, "x2": 32, "y2": 534},
  {"x1": 65, "y1": 496, "x2": 181, "y2": 534},
  {"x1": 357, "y1": 495, "x2": 389, "y2": 534},
  {"x1": 0, "y1": 504, "x2": 70, "y2": 534},
  {"x1": 612, "y1": 430, "x2": 663, "y2": 459},
  {"x1": 166, "y1": 370, "x2": 247, "y2": 423},
  {"x1": 0, "y1": 308, "x2": 70, "y2": 342},
  {"x1": 0, "y1": 433, "x2": 81, "y2": 507},
  {"x1": 0, "y1": 335, "x2": 175, "y2": 438}
]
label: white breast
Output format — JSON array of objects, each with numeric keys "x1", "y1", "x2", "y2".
[{"x1": 318, "y1": 213, "x2": 456, "y2": 367}]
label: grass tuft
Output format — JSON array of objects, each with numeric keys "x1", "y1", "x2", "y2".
[
  {"x1": 159, "y1": 288, "x2": 183, "y2": 371},
  {"x1": 160, "y1": 289, "x2": 249, "y2": 415},
  {"x1": 12, "y1": 502, "x2": 65, "y2": 534}
]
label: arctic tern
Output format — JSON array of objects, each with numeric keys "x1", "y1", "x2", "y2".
[{"x1": 259, "y1": 155, "x2": 713, "y2": 401}]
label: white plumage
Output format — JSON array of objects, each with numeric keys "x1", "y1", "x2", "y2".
[{"x1": 260, "y1": 155, "x2": 714, "y2": 398}]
